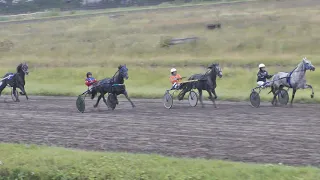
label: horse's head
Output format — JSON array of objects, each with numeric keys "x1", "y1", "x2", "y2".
[
  {"x1": 17, "y1": 62, "x2": 29, "y2": 75},
  {"x1": 118, "y1": 64, "x2": 129, "y2": 80},
  {"x1": 302, "y1": 57, "x2": 315, "y2": 71},
  {"x1": 208, "y1": 63, "x2": 223, "y2": 78}
]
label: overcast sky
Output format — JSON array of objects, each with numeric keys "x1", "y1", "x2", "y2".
[{"x1": 0, "y1": 0, "x2": 105, "y2": 3}]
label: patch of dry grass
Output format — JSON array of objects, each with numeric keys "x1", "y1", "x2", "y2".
[{"x1": 1, "y1": 0, "x2": 320, "y2": 68}]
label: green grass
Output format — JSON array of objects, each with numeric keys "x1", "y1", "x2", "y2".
[
  {"x1": 0, "y1": 143, "x2": 319, "y2": 180},
  {"x1": 0, "y1": 0, "x2": 319, "y2": 103},
  {"x1": 0, "y1": 66, "x2": 318, "y2": 103}
]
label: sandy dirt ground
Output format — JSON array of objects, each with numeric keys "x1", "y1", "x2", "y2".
[{"x1": 0, "y1": 95, "x2": 319, "y2": 166}]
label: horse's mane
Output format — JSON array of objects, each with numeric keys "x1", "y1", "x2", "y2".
[
  {"x1": 16, "y1": 63, "x2": 23, "y2": 73},
  {"x1": 112, "y1": 65, "x2": 125, "y2": 82},
  {"x1": 112, "y1": 71, "x2": 119, "y2": 82}
]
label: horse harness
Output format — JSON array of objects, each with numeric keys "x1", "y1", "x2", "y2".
[
  {"x1": 286, "y1": 71, "x2": 294, "y2": 88},
  {"x1": 286, "y1": 65, "x2": 308, "y2": 88},
  {"x1": 0, "y1": 74, "x2": 14, "y2": 82}
]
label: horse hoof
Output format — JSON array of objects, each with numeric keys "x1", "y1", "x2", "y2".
[
  {"x1": 311, "y1": 95, "x2": 314, "y2": 98},
  {"x1": 93, "y1": 105, "x2": 98, "y2": 108},
  {"x1": 214, "y1": 96, "x2": 218, "y2": 99}
]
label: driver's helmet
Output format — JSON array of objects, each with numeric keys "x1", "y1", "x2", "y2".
[
  {"x1": 258, "y1": 64, "x2": 266, "y2": 69},
  {"x1": 170, "y1": 68, "x2": 177, "y2": 73},
  {"x1": 86, "y1": 72, "x2": 92, "y2": 78}
]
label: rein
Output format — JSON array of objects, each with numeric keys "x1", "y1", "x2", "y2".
[{"x1": 110, "y1": 69, "x2": 120, "y2": 84}]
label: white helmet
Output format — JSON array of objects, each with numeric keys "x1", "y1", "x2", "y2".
[
  {"x1": 258, "y1": 64, "x2": 265, "y2": 68},
  {"x1": 170, "y1": 68, "x2": 177, "y2": 73}
]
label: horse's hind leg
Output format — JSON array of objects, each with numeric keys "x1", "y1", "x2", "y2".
[
  {"x1": 94, "y1": 94, "x2": 103, "y2": 108},
  {"x1": 124, "y1": 90, "x2": 135, "y2": 108},
  {"x1": 0, "y1": 80, "x2": 6, "y2": 96},
  {"x1": 271, "y1": 86, "x2": 278, "y2": 106},
  {"x1": 102, "y1": 94, "x2": 110, "y2": 109},
  {"x1": 12, "y1": 87, "x2": 19, "y2": 102},
  {"x1": 305, "y1": 84, "x2": 314, "y2": 98},
  {"x1": 290, "y1": 88, "x2": 297, "y2": 107},
  {"x1": 198, "y1": 89, "x2": 204, "y2": 108}
]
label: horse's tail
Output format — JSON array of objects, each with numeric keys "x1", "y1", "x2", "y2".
[
  {"x1": 178, "y1": 88, "x2": 187, "y2": 101},
  {"x1": 178, "y1": 82, "x2": 193, "y2": 100},
  {"x1": 91, "y1": 88, "x2": 98, "y2": 99},
  {"x1": 267, "y1": 85, "x2": 274, "y2": 94}
]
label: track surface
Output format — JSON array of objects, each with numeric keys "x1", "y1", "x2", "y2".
[{"x1": 0, "y1": 96, "x2": 319, "y2": 166}]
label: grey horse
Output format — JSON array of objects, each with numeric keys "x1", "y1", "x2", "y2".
[{"x1": 269, "y1": 57, "x2": 315, "y2": 106}]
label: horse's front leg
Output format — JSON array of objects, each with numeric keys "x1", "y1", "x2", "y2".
[
  {"x1": 212, "y1": 88, "x2": 218, "y2": 99},
  {"x1": 124, "y1": 90, "x2": 135, "y2": 108},
  {"x1": 94, "y1": 94, "x2": 103, "y2": 108},
  {"x1": 304, "y1": 84, "x2": 314, "y2": 98},
  {"x1": 19, "y1": 85, "x2": 28, "y2": 100},
  {"x1": 207, "y1": 90, "x2": 217, "y2": 108}
]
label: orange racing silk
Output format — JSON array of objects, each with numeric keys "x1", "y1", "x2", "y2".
[{"x1": 169, "y1": 74, "x2": 182, "y2": 84}]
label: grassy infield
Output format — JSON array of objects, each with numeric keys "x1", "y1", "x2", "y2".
[
  {"x1": 0, "y1": 143, "x2": 319, "y2": 180},
  {"x1": 1, "y1": 0, "x2": 320, "y2": 179}
]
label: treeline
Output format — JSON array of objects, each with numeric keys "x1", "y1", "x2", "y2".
[{"x1": 0, "y1": 0, "x2": 223, "y2": 15}]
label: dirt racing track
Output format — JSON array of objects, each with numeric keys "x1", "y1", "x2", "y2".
[{"x1": 0, "y1": 96, "x2": 319, "y2": 166}]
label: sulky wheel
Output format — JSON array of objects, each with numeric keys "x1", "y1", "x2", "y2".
[
  {"x1": 250, "y1": 91, "x2": 260, "y2": 108},
  {"x1": 163, "y1": 92, "x2": 173, "y2": 109},
  {"x1": 76, "y1": 95, "x2": 86, "y2": 113},
  {"x1": 278, "y1": 89, "x2": 289, "y2": 105},
  {"x1": 107, "y1": 93, "x2": 117, "y2": 110},
  {"x1": 188, "y1": 90, "x2": 198, "y2": 107},
  {"x1": 11, "y1": 88, "x2": 19, "y2": 102}
]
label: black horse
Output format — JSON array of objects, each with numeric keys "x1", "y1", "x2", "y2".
[
  {"x1": 179, "y1": 63, "x2": 222, "y2": 108},
  {"x1": 0, "y1": 62, "x2": 29, "y2": 101},
  {"x1": 91, "y1": 65, "x2": 135, "y2": 109}
]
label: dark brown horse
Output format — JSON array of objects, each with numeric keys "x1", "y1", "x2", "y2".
[
  {"x1": 0, "y1": 63, "x2": 29, "y2": 102},
  {"x1": 179, "y1": 63, "x2": 222, "y2": 108}
]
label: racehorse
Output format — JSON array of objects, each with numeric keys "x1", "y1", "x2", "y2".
[
  {"x1": 91, "y1": 65, "x2": 135, "y2": 109},
  {"x1": 0, "y1": 62, "x2": 29, "y2": 101},
  {"x1": 179, "y1": 63, "x2": 223, "y2": 108},
  {"x1": 269, "y1": 57, "x2": 315, "y2": 106}
]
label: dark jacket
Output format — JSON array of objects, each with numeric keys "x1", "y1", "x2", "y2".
[{"x1": 257, "y1": 70, "x2": 272, "y2": 82}]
